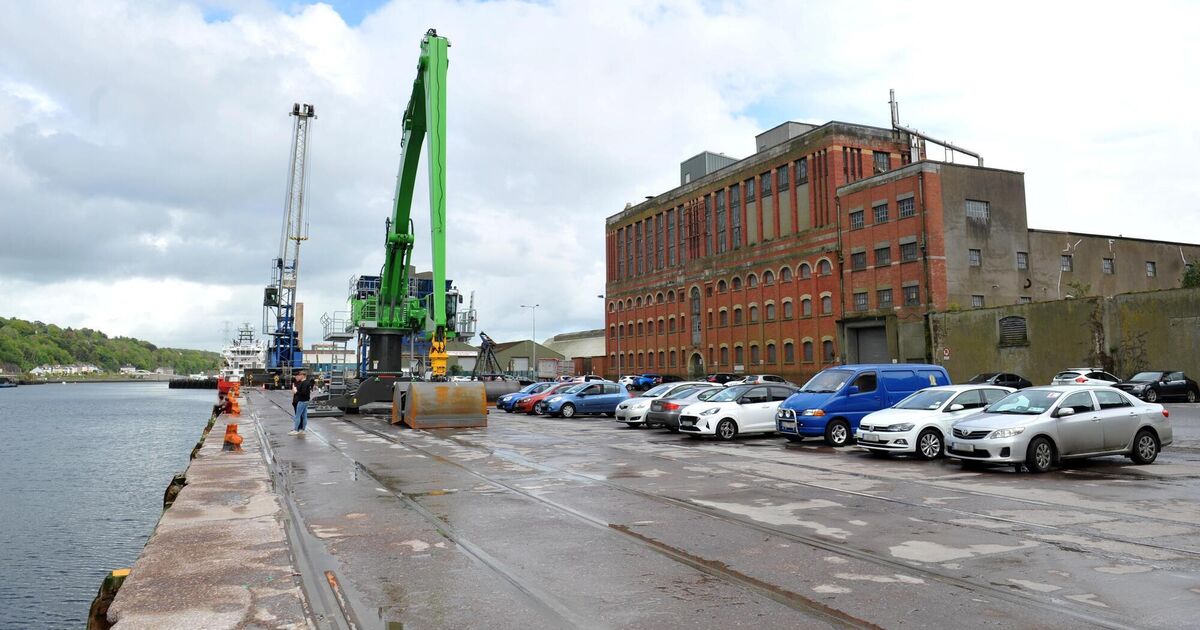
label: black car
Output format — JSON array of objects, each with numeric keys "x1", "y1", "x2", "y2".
[
  {"x1": 966, "y1": 372, "x2": 1032, "y2": 389},
  {"x1": 1115, "y1": 371, "x2": 1199, "y2": 403},
  {"x1": 705, "y1": 373, "x2": 739, "y2": 384}
]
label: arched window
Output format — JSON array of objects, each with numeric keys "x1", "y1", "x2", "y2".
[
  {"x1": 610, "y1": 353, "x2": 617, "y2": 369},
  {"x1": 749, "y1": 305, "x2": 759, "y2": 322},
  {"x1": 637, "y1": 352, "x2": 644, "y2": 368},
  {"x1": 803, "y1": 341, "x2": 814, "y2": 362},
  {"x1": 656, "y1": 292, "x2": 664, "y2": 304},
  {"x1": 669, "y1": 350, "x2": 677, "y2": 367},
  {"x1": 733, "y1": 308, "x2": 744, "y2": 325},
  {"x1": 765, "y1": 303, "x2": 776, "y2": 320},
  {"x1": 690, "y1": 288, "x2": 702, "y2": 345},
  {"x1": 821, "y1": 295, "x2": 833, "y2": 314},
  {"x1": 608, "y1": 301, "x2": 616, "y2": 312},
  {"x1": 667, "y1": 289, "x2": 676, "y2": 302},
  {"x1": 648, "y1": 352, "x2": 655, "y2": 368},
  {"x1": 780, "y1": 267, "x2": 792, "y2": 282},
  {"x1": 802, "y1": 298, "x2": 812, "y2": 317},
  {"x1": 658, "y1": 351, "x2": 664, "y2": 368},
  {"x1": 718, "y1": 279, "x2": 728, "y2": 293},
  {"x1": 609, "y1": 324, "x2": 616, "y2": 338},
  {"x1": 625, "y1": 298, "x2": 633, "y2": 309},
  {"x1": 627, "y1": 351, "x2": 633, "y2": 368},
  {"x1": 734, "y1": 346, "x2": 744, "y2": 365},
  {"x1": 822, "y1": 340, "x2": 835, "y2": 362},
  {"x1": 763, "y1": 270, "x2": 775, "y2": 285},
  {"x1": 784, "y1": 342, "x2": 795, "y2": 363},
  {"x1": 658, "y1": 318, "x2": 665, "y2": 334},
  {"x1": 747, "y1": 273, "x2": 759, "y2": 288},
  {"x1": 783, "y1": 301, "x2": 794, "y2": 319},
  {"x1": 636, "y1": 297, "x2": 642, "y2": 307},
  {"x1": 668, "y1": 317, "x2": 676, "y2": 333},
  {"x1": 708, "y1": 347, "x2": 715, "y2": 365},
  {"x1": 720, "y1": 346, "x2": 729, "y2": 365},
  {"x1": 799, "y1": 263, "x2": 812, "y2": 279},
  {"x1": 818, "y1": 259, "x2": 832, "y2": 275},
  {"x1": 719, "y1": 310, "x2": 729, "y2": 326},
  {"x1": 637, "y1": 321, "x2": 644, "y2": 335},
  {"x1": 766, "y1": 343, "x2": 777, "y2": 363},
  {"x1": 750, "y1": 345, "x2": 761, "y2": 365},
  {"x1": 646, "y1": 294, "x2": 654, "y2": 305},
  {"x1": 732, "y1": 276, "x2": 743, "y2": 290},
  {"x1": 707, "y1": 311, "x2": 714, "y2": 328},
  {"x1": 618, "y1": 323, "x2": 625, "y2": 336}
]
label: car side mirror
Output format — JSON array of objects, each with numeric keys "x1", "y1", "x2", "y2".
[
  {"x1": 947, "y1": 403, "x2": 965, "y2": 412},
  {"x1": 1054, "y1": 407, "x2": 1075, "y2": 418},
  {"x1": 845, "y1": 385, "x2": 860, "y2": 395}
]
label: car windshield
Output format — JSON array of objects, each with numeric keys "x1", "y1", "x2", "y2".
[
  {"x1": 984, "y1": 389, "x2": 1062, "y2": 415},
  {"x1": 1128, "y1": 372, "x2": 1162, "y2": 382},
  {"x1": 800, "y1": 370, "x2": 853, "y2": 393},
  {"x1": 642, "y1": 384, "x2": 673, "y2": 397},
  {"x1": 894, "y1": 389, "x2": 954, "y2": 410},
  {"x1": 707, "y1": 385, "x2": 752, "y2": 402},
  {"x1": 1053, "y1": 371, "x2": 1082, "y2": 380},
  {"x1": 966, "y1": 373, "x2": 997, "y2": 384}
]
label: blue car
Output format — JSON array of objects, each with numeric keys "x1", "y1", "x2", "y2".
[
  {"x1": 542, "y1": 381, "x2": 630, "y2": 418},
  {"x1": 776, "y1": 364, "x2": 951, "y2": 447},
  {"x1": 497, "y1": 382, "x2": 555, "y2": 412}
]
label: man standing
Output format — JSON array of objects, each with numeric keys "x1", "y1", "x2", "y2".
[{"x1": 289, "y1": 371, "x2": 313, "y2": 435}]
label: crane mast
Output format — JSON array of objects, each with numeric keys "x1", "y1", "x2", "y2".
[{"x1": 264, "y1": 102, "x2": 316, "y2": 376}]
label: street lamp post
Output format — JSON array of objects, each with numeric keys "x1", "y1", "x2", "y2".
[
  {"x1": 599, "y1": 294, "x2": 620, "y2": 380},
  {"x1": 520, "y1": 304, "x2": 539, "y2": 380}
]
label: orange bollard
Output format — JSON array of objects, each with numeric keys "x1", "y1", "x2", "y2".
[{"x1": 223, "y1": 423, "x2": 243, "y2": 452}]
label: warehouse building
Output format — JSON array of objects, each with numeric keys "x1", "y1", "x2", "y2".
[{"x1": 603, "y1": 104, "x2": 1200, "y2": 381}]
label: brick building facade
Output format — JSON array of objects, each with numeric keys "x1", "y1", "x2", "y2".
[{"x1": 603, "y1": 120, "x2": 1200, "y2": 382}]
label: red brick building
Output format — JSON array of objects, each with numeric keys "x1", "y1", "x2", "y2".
[{"x1": 603, "y1": 119, "x2": 1200, "y2": 382}]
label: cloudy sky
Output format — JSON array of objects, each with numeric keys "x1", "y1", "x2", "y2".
[{"x1": 1, "y1": 0, "x2": 1197, "y2": 351}]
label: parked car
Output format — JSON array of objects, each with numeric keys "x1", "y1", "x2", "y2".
[
  {"x1": 1050, "y1": 368, "x2": 1120, "y2": 387},
  {"x1": 776, "y1": 364, "x2": 952, "y2": 446},
  {"x1": 678, "y1": 384, "x2": 799, "y2": 440},
  {"x1": 514, "y1": 382, "x2": 577, "y2": 414},
  {"x1": 543, "y1": 381, "x2": 629, "y2": 418},
  {"x1": 967, "y1": 372, "x2": 1032, "y2": 390},
  {"x1": 496, "y1": 382, "x2": 555, "y2": 412},
  {"x1": 617, "y1": 381, "x2": 717, "y2": 428},
  {"x1": 618, "y1": 375, "x2": 638, "y2": 388},
  {"x1": 855, "y1": 385, "x2": 1014, "y2": 459},
  {"x1": 945, "y1": 386, "x2": 1172, "y2": 473},
  {"x1": 706, "y1": 373, "x2": 740, "y2": 384},
  {"x1": 632, "y1": 373, "x2": 661, "y2": 389},
  {"x1": 572, "y1": 374, "x2": 608, "y2": 382},
  {"x1": 1115, "y1": 371, "x2": 1199, "y2": 403},
  {"x1": 739, "y1": 374, "x2": 797, "y2": 387},
  {"x1": 647, "y1": 386, "x2": 725, "y2": 433}
]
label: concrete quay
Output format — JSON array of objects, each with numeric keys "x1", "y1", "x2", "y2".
[{"x1": 109, "y1": 390, "x2": 1200, "y2": 628}]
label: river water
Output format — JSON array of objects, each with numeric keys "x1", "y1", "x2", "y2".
[{"x1": 0, "y1": 382, "x2": 214, "y2": 629}]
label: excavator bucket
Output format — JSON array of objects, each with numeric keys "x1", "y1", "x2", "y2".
[{"x1": 392, "y1": 381, "x2": 488, "y2": 429}]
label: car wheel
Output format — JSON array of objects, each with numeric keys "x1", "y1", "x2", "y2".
[
  {"x1": 1130, "y1": 430, "x2": 1159, "y2": 465},
  {"x1": 560, "y1": 403, "x2": 576, "y2": 419},
  {"x1": 916, "y1": 428, "x2": 943, "y2": 460},
  {"x1": 715, "y1": 419, "x2": 738, "y2": 441},
  {"x1": 1188, "y1": 389, "x2": 1197, "y2": 403},
  {"x1": 1145, "y1": 388, "x2": 1158, "y2": 403},
  {"x1": 785, "y1": 435, "x2": 803, "y2": 443},
  {"x1": 824, "y1": 419, "x2": 851, "y2": 447},
  {"x1": 1025, "y1": 437, "x2": 1055, "y2": 473}
]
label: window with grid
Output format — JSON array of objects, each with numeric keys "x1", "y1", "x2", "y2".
[
  {"x1": 850, "y1": 210, "x2": 864, "y2": 230},
  {"x1": 1146, "y1": 261, "x2": 1157, "y2": 277},
  {"x1": 777, "y1": 165, "x2": 789, "y2": 192},
  {"x1": 766, "y1": 344, "x2": 777, "y2": 363},
  {"x1": 872, "y1": 151, "x2": 889, "y2": 173},
  {"x1": 730, "y1": 184, "x2": 741, "y2": 249},
  {"x1": 715, "y1": 192, "x2": 727, "y2": 254},
  {"x1": 745, "y1": 178, "x2": 755, "y2": 202},
  {"x1": 704, "y1": 196, "x2": 713, "y2": 256},
  {"x1": 803, "y1": 341, "x2": 814, "y2": 362},
  {"x1": 903, "y1": 285, "x2": 919, "y2": 306},
  {"x1": 766, "y1": 303, "x2": 776, "y2": 320},
  {"x1": 750, "y1": 345, "x2": 761, "y2": 364},
  {"x1": 795, "y1": 158, "x2": 808, "y2": 184},
  {"x1": 783, "y1": 301, "x2": 793, "y2": 318},
  {"x1": 971, "y1": 295, "x2": 984, "y2": 308},
  {"x1": 655, "y1": 213, "x2": 664, "y2": 269},
  {"x1": 1102, "y1": 258, "x2": 1114, "y2": 274},
  {"x1": 818, "y1": 259, "x2": 832, "y2": 275},
  {"x1": 616, "y1": 227, "x2": 625, "y2": 278},
  {"x1": 851, "y1": 251, "x2": 866, "y2": 270},
  {"x1": 1061, "y1": 255, "x2": 1073, "y2": 272},
  {"x1": 1017, "y1": 251, "x2": 1028, "y2": 270},
  {"x1": 821, "y1": 295, "x2": 832, "y2": 314},
  {"x1": 719, "y1": 310, "x2": 728, "y2": 326},
  {"x1": 784, "y1": 342, "x2": 795, "y2": 364},
  {"x1": 875, "y1": 246, "x2": 891, "y2": 266},
  {"x1": 854, "y1": 292, "x2": 868, "y2": 311},
  {"x1": 634, "y1": 222, "x2": 642, "y2": 274},
  {"x1": 733, "y1": 308, "x2": 743, "y2": 325},
  {"x1": 877, "y1": 288, "x2": 893, "y2": 308},
  {"x1": 665, "y1": 210, "x2": 675, "y2": 266},
  {"x1": 969, "y1": 249, "x2": 982, "y2": 267},
  {"x1": 735, "y1": 346, "x2": 744, "y2": 365},
  {"x1": 873, "y1": 203, "x2": 889, "y2": 224},
  {"x1": 749, "y1": 306, "x2": 759, "y2": 322},
  {"x1": 802, "y1": 299, "x2": 812, "y2": 317},
  {"x1": 760, "y1": 172, "x2": 772, "y2": 197},
  {"x1": 965, "y1": 199, "x2": 990, "y2": 220},
  {"x1": 898, "y1": 197, "x2": 915, "y2": 218},
  {"x1": 901, "y1": 242, "x2": 918, "y2": 262}
]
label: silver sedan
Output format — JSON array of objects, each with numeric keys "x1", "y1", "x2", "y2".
[{"x1": 945, "y1": 386, "x2": 1172, "y2": 473}]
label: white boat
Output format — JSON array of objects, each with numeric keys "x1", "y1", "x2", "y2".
[{"x1": 220, "y1": 323, "x2": 267, "y2": 381}]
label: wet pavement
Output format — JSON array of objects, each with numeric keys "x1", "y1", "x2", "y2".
[{"x1": 252, "y1": 390, "x2": 1200, "y2": 629}]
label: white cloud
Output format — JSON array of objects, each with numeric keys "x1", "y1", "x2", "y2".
[{"x1": 1, "y1": 0, "x2": 1197, "y2": 351}]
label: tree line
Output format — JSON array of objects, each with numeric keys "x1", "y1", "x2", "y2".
[{"x1": 0, "y1": 317, "x2": 221, "y2": 374}]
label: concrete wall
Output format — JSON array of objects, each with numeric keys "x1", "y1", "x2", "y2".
[
  {"x1": 1028, "y1": 230, "x2": 1200, "y2": 301},
  {"x1": 929, "y1": 287, "x2": 1200, "y2": 384}
]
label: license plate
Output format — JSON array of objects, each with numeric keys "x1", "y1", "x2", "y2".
[
  {"x1": 779, "y1": 420, "x2": 796, "y2": 431},
  {"x1": 958, "y1": 443, "x2": 974, "y2": 452},
  {"x1": 861, "y1": 433, "x2": 879, "y2": 443}
]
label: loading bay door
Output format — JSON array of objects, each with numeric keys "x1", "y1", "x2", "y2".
[{"x1": 854, "y1": 326, "x2": 890, "y2": 363}]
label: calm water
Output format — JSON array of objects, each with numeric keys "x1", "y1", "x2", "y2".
[{"x1": 0, "y1": 382, "x2": 214, "y2": 629}]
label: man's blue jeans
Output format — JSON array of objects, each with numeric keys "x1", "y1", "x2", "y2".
[{"x1": 294, "y1": 401, "x2": 309, "y2": 431}]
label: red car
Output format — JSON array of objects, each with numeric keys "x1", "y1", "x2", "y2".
[{"x1": 514, "y1": 382, "x2": 577, "y2": 415}]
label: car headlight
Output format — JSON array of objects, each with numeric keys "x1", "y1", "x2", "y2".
[
  {"x1": 1132, "y1": 384, "x2": 1147, "y2": 391},
  {"x1": 699, "y1": 407, "x2": 721, "y2": 416},
  {"x1": 886, "y1": 423, "x2": 914, "y2": 432},
  {"x1": 988, "y1": 427, "x2": 1026, "y2": 439},
  {"x1": 802, "y1": 409, "x2": 826, "y2": 416}
]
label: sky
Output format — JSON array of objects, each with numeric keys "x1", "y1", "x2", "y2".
[{"x1": 1, "y1": 0, "x2": 1198, "y2": 351}]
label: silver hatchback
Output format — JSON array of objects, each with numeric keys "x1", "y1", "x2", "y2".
[{"x1": 945, "y1": 386, "x2": 1172, "y2": 473}]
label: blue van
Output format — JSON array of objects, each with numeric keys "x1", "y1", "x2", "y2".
[{"x1": 775, "y1": 364, "x2": 950, "y2": 446}]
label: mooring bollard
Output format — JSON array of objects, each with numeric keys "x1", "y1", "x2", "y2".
[{"x1": 223, "y1": 423, "x2": 243, "y2": 452}]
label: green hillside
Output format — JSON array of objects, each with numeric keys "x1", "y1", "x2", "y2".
[{"x1": 0, "y1": 317, "x2": 221, "y2": 374}]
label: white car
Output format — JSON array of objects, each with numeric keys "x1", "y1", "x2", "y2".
[
  {"x1": 1051, "y1": 368, "x2": 1121, "y2": 387},
  {"x1": 856, "y1": 385, "x2": 1014, "y2": 459},
  {"x1": 677, "y1": 384, "x2": 797, "y2": 440},
  {"x1": 618, "y1": 375, "x2": 638, "y2": 388},
  {"x1": 616, "y1": 381, "x2": 714, "y2": 427}
]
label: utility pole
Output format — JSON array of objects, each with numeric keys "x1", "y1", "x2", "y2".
[{"x1": 521, "y1": 304, "x2": 539, "y2": 379}]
